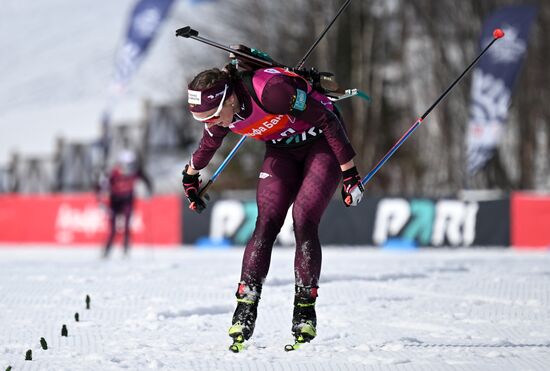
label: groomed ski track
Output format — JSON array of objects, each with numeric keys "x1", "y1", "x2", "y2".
[{"x1": 1, "y1": 246, "x2": 549, "y2": 370}]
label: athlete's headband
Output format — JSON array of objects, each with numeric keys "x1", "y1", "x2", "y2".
[{"x1": 188, "y1": 80, "x2": 233, "y2": 113}]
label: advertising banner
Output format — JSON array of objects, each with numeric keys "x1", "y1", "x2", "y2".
[
  {"x1": 0, "y1": 194, "x2": 180, "y2": 245},
  {"x1": 511, "y1": 192, "x2": 550, "y2": 249},
  {"x1": 182, "y1": 197, "x2": 510, "y2": 248}
]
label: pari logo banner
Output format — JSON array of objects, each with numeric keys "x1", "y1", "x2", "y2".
[
  {"x1": 182, "y1": 197, "x2": 510, "y2": 247},
  {"x1": 466, "y1": 5, "x2": 537, "y2": 174},
  {"x1": 373, "y1": 199, "x2": 479, "y2": 247}
]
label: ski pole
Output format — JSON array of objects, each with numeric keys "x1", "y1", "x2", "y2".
[
  {"x1": 361, "y1": 28, "x2": 505, "y2": 187},
  {"x1": 198, "y1": 135, "x2": 247, "y2": 198},
  {"x1": 296, "y1": 0, "x2": 352, "y2": 69}
]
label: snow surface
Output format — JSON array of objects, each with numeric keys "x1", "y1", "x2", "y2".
[{"x1": 1, "y1": 246, "x2": 549, "y2": 370}]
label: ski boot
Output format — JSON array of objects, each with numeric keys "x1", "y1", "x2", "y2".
[
  {"x1": 228, "y1": 282, "x2": 262, "y2": 353},
  {"x1": 285, "y1": 285, "x2": 318, "y2": 351}
]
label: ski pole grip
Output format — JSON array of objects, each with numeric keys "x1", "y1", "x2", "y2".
[
  {"x1": 198, "y1": 179, "x2": 213, "y2": 198},
  {"x1": 176, "y1": 26, "x2": 198, "y2": 38}
]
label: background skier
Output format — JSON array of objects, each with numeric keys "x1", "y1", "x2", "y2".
[{"x1": 98, "y1": 149, "x2": 153, "y2": 258}]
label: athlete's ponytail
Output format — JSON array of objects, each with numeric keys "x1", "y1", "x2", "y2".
[{"x1": 223, "y1": 63, "x2": 241, "y2": 84}]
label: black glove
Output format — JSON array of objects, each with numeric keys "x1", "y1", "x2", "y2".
[
  {"x1": 182, "y1": 165, "x2": 206, "y2": 213},
  {"x1": 341, "y1": 166, "x2": 364, "y2": 207}
]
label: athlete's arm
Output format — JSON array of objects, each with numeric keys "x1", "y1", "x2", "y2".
[{"x1": 189, "y1": 125, "x2": 230, "y2": 172}]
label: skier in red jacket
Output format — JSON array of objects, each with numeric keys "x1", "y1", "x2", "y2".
[{"x1": 98, "y1": 150, "x2": 153, "y2": 258}]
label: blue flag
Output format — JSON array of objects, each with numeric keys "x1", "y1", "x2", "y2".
[
  {"x1": 112, "y1": 0, "x2": 176, "y2": 90},
  {"x1": 190, "y1": 0, "x2": 218, "y2": 4},
  {"x1": 466, "y1": 5, "x2": 537, "y2": 175}
]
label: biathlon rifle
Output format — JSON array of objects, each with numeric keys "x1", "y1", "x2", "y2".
[{"x1": 175, "y1": 26, "x2": 369, "y2": 103}]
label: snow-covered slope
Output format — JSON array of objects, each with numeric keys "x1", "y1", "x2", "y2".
[
  {"x1": 0, "y1": 0, "x2": 131, "y2": 162},
  {"x1": 0, "y1": 0, "x2": 225, "y2": 164}
]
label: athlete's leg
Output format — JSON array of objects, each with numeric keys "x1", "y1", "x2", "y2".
[
  {"x1": 289, "y1": 139, "x2": 340, "y2": 342},
  {"x1": 104, "y1": 203, "x2": 118, "y2": 257},
  {"x1": 230, "y1": 147, "x2": 303, "y2": 343},
  {"x1": 122, "y1": 199, "x2": 133, "y2": 254},
  {"x1": 292, "y1": 138, "x2": 340, "y2": 287},
  {"x1": 240, "y1": 147, "x2": 302, "y2": 284}
]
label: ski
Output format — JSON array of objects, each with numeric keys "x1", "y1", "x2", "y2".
[
  {"x1": 228, "y1": 334, "x2": 245, "y2": 353},
  {"x1": 284, "y1": 335, "x2": 308, "y2": 352}
]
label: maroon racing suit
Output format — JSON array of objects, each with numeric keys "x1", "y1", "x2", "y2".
[
  {"x1": 191, "y1": 68, "x2": 355, "y2": 288},
  {"x1": 103, "y1": 165, "x2": 152, "y2": 255}
]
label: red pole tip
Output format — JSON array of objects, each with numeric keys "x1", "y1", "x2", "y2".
[{"x1": 493, "y1": 28, "x2": 505, "y2": 39}]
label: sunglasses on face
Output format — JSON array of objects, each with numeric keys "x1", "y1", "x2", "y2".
[{"x1": 191, "y1": 84, "x2": 228, "y2": 123}]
